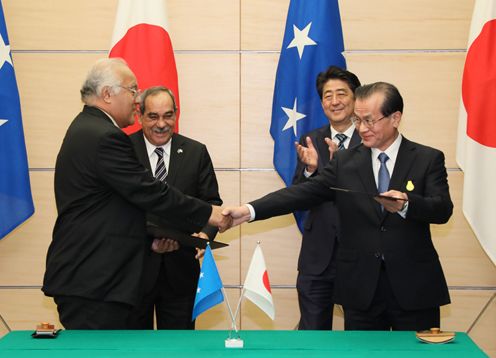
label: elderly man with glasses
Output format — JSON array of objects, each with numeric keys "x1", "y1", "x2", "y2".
[
  {"x1": 43, "y1": 59, "x2": 230, "y2": 330},
  {"x1": 224, "y1": 82, "x2": 453, "y2": 331}
]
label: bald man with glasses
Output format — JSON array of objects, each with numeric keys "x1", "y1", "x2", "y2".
[{"x1": 43, "y1": 59, "x2": 230, "y2": 330}]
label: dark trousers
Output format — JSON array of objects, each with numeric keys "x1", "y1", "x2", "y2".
[
  {"x1": 344, "y1": 263, "x2": 440, "y2": 331},
  {"x1": 296, "y1": 260, "x2": 336, "y2": 330},
  {"x1": 54, "y1": 296, "x2": 132, "y2": 330},
  {"x1": 127, "y1": 264, "x2": 196, "y2": 330}
]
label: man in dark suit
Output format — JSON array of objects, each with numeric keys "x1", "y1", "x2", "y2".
[
  {"x1": 225, "y1": 82, "x2": 453, "y2": 331},
  {"x1": 292, "y1": 66, "x2": 361, "y2": 330},
  {"x1": 42, "y1": 58, "x2": 230, "y2": 330},
  {"x1": 127, "y1": 86, "x2": 222, "y2": 329}
]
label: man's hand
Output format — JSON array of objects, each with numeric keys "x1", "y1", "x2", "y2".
[
  {"x1": 192, "y1": 232, "x2": 208, "y2": 259},
  {"x1": 151, "y1": 238, "x2": 180, "y2": 254},
  {"x1": 222, "y1": 205, "x2": 251, "y2": 227},
  {"x1": 374, "y1": 190, "x2": 408, "y2": 213},
  {"x1": 208, "y1": 205, "x2": 233, "y2": 233},
  {"x1": 324, "y1": 137, "x2": 339, "y2": 160},
  {"x1": 295, "y1": 136, "x2": 319, "y2": 174}
]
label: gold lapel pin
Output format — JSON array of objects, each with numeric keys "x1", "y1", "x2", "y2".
[{"x1": 406, "y1": 180, "x2": 414, "y2": 191}]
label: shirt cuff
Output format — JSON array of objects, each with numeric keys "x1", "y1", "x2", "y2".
[
  {"x1": 303, "y1": 168, "x2": 315, "y2": 178},
  {"x1": 397, "y1": 200, "x2": 409, "y2": 218},
  {"x1": 245, "y1": 204, "x2": 256, "y2": 222}
]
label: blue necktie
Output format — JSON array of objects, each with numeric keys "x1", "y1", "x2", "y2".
[
  {"x1": 378, "y1": 153, "x2": 390, "y2": 212},
  {"x1": 335, "y1": 133, "x2": 347, "y2": 150},
  {"x1": 378, "y1": 152, "x2": 390, "y2": 194},
  {"x1": 154, "y1": 147, "x2": 168, "y2": 182}
]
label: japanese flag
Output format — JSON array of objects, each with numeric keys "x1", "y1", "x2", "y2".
[
  {"x1": 456, "y1": 0, "x2": 496, "y2": 264},
  {"x1": 243, "y1": 244, "x2": 275, "y2": 320},
  {"x1": 109, "y1": 0, "x2": 180, "y2": 134}
]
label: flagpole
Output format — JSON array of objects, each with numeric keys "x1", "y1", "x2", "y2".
[
  {"x1": 232, "y1": 287, "x2": 245, "y2": 328},
  {"x1": 230, "y1": 240, "x2": 259, "y2": 327},
  {"x1": 223, "y1": 286, "x2": 244, "y2": 348},
  {"x1": 221, "y1": 287, "x2": 239, "y2": 336}
]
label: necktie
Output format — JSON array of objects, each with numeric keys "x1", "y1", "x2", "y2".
[
  {"x1": 378, "y1": 153, "x2": 390, "y2": 212},
  {"x1": 378, "y1": 153, "x2": 390, "y2": 211},
  {"x1": 335, "y1": 133, "x2": 347, "y2": 150},
  {"x1": 154, "y1": 147, "x2": 168, "y2": 182}
]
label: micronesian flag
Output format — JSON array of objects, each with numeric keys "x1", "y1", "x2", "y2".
[
  {"x1": 0, "y1": 1, "x2": 34, "y2": 240},
  {"x1": 192, "y1": 245, "x2": 224, "y2": 320},
  {"x1": 270, "y1": 0, "x2": 346, "y2": 232}
]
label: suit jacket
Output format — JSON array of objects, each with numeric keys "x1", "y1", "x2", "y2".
[
  {"x1": 292, "y1": 125, "x2": 361, "y2": 275},
  {"x1": 252, "y1": 136, "x2": 452, "y2": 311},
  {"x1": 42, "y1": 106, "x2": 212, "y2": 306},
  {"x1": 130, "y1": 130, "x2": 222, "y2": 295}
]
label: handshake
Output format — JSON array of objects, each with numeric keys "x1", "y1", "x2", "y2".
[{"x1": 208, "y1": 205, "x2": 251, "y2": 232}]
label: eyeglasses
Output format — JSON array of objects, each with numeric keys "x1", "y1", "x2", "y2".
[
  {"x1": 351, "y1": 114, "x2": 389, "y2": 128},
  {"x1": 117, "y1": 85, "x2": 140, "y2": 97}
]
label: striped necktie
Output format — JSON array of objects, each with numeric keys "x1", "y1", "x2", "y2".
[
  {"x1": 154, "y1": 147, "x2": 168, "y2": 182},
  {"x1": 335, "y1": 133, "x2": 347, "y2": 150}
]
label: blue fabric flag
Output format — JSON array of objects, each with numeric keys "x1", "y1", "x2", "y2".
[
  {"x1": 270, "y1": 0, "x2": 346, "y2": 232},
  {"x1": 0, "y1": 1, "x2": 34, "y2": 240},
  {"x1": 192, "y1": 245, "x2": 224, "y2": 320}
]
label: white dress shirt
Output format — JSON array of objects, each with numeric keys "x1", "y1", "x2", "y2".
[
  {"x1": 303, "y1": 124, "x2": 356, "y2": 178},
  {"x1": 143, "y1": 136, "x2": 172, "y2": 175},
  {"x1": 370, "y1": 134, "x2": 408, "y2": 217},
  {"x1": 248, "y1": 133, "x2": 408, "y2": 221}
]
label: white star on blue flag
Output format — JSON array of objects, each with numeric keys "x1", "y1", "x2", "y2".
[
  {"x1": 192, "y1": 245, "x2": 224, "y2": 320},
  {"x1": 0, "y1": 2, "x2": 34, "y2": 239},
  {"x1": 270, "y1": 0, "x2": 347, "y2": 232}
]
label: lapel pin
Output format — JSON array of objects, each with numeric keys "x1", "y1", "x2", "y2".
[
  {"x1": 177, "y1": 149, "x2": 183, "y2": 154},
  {"x1": 406, "y1": 180, "x2": 415, "y2": 191}
]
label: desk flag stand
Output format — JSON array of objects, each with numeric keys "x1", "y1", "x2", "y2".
[
  {"x1": 226, "y1": 241, "x2": 275, "y2": 348},
  {"x1": 224, "y1": 287, "x2": 243, "y2": 348},
  {"x1": 192, "y1": 242, "x2": 275, "y2": 348},
  {"x1": 190, "y1": 243, "x2": 243, "y2": 348}
]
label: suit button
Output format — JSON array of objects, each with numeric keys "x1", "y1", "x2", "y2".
[
  {"x1": 374, "y1": 252, "x2": 381, "y2": 258},
  {"x1": 380, "y1": 226, "x2": 387, "y2": 232}
]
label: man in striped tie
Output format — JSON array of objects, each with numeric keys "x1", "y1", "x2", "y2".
[
  {"x1": 128, "y1": 86, "x2": 222, "y2": 330},
  {"x1": 291, "y1": 66, "x2": 362, "y2": 330}
]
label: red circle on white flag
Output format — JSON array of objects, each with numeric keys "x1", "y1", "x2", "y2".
[
  {"x1": 110, "y1": 23, "x2": 180, "y2": 134},
  {"x1": 462, "y1": 20, "x2": 496, "y2": 148},
  {"x1": 263, "y1": 270, "x2": 271, "y2": 293}
]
